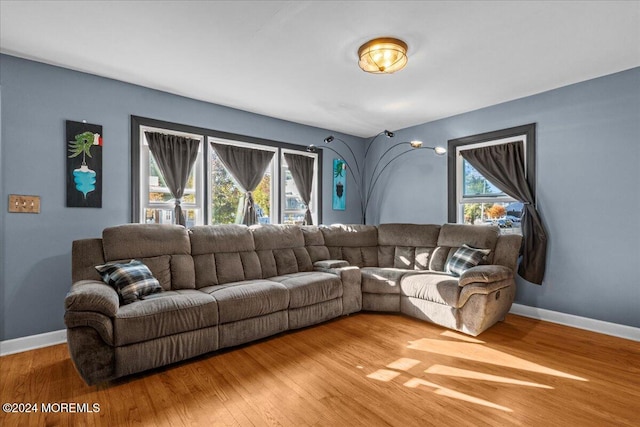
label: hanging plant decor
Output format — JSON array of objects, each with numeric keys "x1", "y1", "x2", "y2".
[{"x1": 66, "y1": 120, "x2": 103, "y2": 208}]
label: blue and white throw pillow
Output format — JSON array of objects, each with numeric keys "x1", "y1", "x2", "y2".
[
  {"x1": 95, "y1": 260, "x2": 162, "y2": 304},
  {"x1": 446, "y1": 245, "x2": 491, "y2": 277}
]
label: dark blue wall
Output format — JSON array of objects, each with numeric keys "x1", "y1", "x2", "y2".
[
  {"x1": 369, "y1": 67, "x2": 640, "y2": 328},
  {"x1": 0, "y1": 54, "x2": 363, "y2": 340}
]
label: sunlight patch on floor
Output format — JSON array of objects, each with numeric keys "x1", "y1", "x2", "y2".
[
  {"x1": 403, "y1": 378, "x2": 513, "y2": 412},
  {"x1": 425, "y1": 364, "x2": 553, "y2": 389},
  {"x1": 366, "y1": 369, "x2": 401, "y2": 382},
  {"x1": 386, "y1": 358, "x2": 421, "y2": 371},
  {"x1": 440, "y1": 330, "x2": 485, "y2": 344},
  {"x1": 407, "y1": 338, "x2": 587, "y2": 381}
]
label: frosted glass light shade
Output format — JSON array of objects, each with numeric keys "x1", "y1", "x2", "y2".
[{"x1": 358, "y1": 38, "x2": 408, "y2": 74}]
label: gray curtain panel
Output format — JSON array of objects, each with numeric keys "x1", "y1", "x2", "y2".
[
  {"x1": 460, "y1": 141, "x2": 548, "y2": 285},
  {"x1": 145, "y1": 132, "x2": 200, "y2": 227},
  {"x1": 211, "y1": 143, "x2": 274, "y2": 225},
  {"x1": 283, "y1": 153, "x2": 314, "y2": 225}
]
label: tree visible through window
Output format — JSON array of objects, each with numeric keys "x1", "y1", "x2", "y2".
[
  {"x1": 210, "y1": 152, "x2": 272, "y2": 224},
  {"x1": 461, "y1": 159, "x2": 522, "y2": 231}
]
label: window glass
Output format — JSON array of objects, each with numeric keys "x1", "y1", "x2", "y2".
[
  {"x1": 462, "y1": 160, "x2": 505, "y2": 198},
  {"x1": 210, "y1": 146, "x2": 274, "y2": 224},
  {"x1": 282, "y1": 167, "x2": 307, "y2": 225},
  {"x1": 461, "y1": 201, "x2": 523, "y2": 234},
  {"x1": 148, "y1": 154, "x2": 197, "y2": 204}
]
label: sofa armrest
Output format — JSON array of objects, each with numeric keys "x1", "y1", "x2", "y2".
[
  {"x1": 65, "y1": 280, "x2": 120, "y2": 317},
  {"x1": 458, "y1": 265, "x2": 513, "y2": 287},
  {"x1": 315, "y1": 265, "x2": 362, "y2": 315},
  {"x1": 64, "y1": 311, "x2": 114, "y2": 346},
  {"x1": 314, "y1": 259, "x2": 350, "y2": 269}
]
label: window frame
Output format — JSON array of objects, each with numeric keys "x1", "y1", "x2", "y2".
[
  {"x1": 447, "y1": 123, "x2": 536, "y2": 223},
  {"x1": 131, "y1": 115, "x2": 322, "y2": 225}
]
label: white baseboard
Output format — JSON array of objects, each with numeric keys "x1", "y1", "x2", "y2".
[
  {"x1": 1, "y1": 306, "x2": 637, "y2": 355},
  {"x1": 0, "y1": 329, "x2": 67, "y2": 356},
  {"x1": 509, "y1": 303, "x2": 640, "y2": 342}
]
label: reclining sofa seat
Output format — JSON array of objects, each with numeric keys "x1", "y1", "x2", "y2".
[
  {"x1": 65, "y1": 223, "x2": 360, "y2": 385},
  {"x1": 65, "y1": 222, "x2": 520, "y2": 385},
  {"x1": 66, "y1": 224, "x2": 219, "y2": 383},
  {"x1": 317, "y1": 223, "x2": 522, "y2": 336}
]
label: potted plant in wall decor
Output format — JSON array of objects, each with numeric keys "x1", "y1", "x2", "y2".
[{"x1": 66, "y1": 120, "x2": 103, "y2": 208}]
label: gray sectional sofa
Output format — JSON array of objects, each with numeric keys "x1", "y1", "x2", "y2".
[{"x1": 65, "y1": 223, "x2": 521, "y2": 385}]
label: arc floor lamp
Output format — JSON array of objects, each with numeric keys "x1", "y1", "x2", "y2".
[{"x1": 308, "y1": 131, "x2": 446, "y2": 223}]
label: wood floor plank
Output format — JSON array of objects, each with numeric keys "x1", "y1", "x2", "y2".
[{"x1": 1, "y1": 313, "x2": 638, "y2": 426}]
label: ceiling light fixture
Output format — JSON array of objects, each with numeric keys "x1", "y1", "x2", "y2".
[{"x1": 358, "y1": 37, "x2": 408, "y2": 74}]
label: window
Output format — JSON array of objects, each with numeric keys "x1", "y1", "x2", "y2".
[
  {"x1": 209, "y1": 138, "x2": 278, "y2": 225},
  {"x1": 138, "y1": 126, "x2": 204, "y2": 228},
  {"x1": 131, "y1": 116, "x2": 321, "y2": 226},
  {"x1": 281, "y1": 149, "x2": 318, "y2": 225},
  {"x1": 448, "y1": 124, "x2": 536, "y2": 235}
]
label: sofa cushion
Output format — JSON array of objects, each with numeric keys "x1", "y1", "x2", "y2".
[
  {"x1": 251, "y1": 225, "x2": 314, "y2": 276},
  {"x1": 190, "y1": 225, "x2": 254, "y2": 254},
  {"x1": 378, "y1": 223, "x2": 440, "y2": 247},
  {"x1": 360, "y1": 267, "x2": 407, "y2": 294},
  {"x1": 113, "y1": 290, "x2": 218, "y2": 346},
  {"x1": 269, "y1": 272, "x2": 342, "y2": 308},
  {"x1": 446, "y1": 245, "x2": 491, "y2": 277},
  {"x1": 213, "y1": 251, "x2": 262, "y2": 284},
  {"x1": 377, "y1": 224, "x2": 440, "y2": 268},
  {"x1": 201, "y1": 280, "x2": 289, "y2": 323},
  {"x1": 251, "y1": 224, "x2": 304, "y2": 250},
  {"x1": 341, "y1": 246, "x2": 378, "y2": 267},
  {"x1": 320, "y1": 224, "x2": 378, "y2": 247},
  {"x1": 102, "y1": 224, "x2": 191, "y2": 261},
  {"x1": 400, "y1": 272, "x2": 461, "y2": 307},
  {"x1": 273, "y1": 248, "x2": 300, "y2": 275},
  {"x1": 95, "y1": 260, "x2": 163, "y2": 305}
]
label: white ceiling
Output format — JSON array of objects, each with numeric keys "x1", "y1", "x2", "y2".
[{"x1": 1, "y1": 1, "x2": 639, "y2": 138}]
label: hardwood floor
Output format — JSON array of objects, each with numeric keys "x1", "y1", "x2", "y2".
[{"x1": 1, "y1": 313, "x2": 638, "y2": 426}]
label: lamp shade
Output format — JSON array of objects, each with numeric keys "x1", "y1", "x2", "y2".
[{"x1": 358, "y1": 38, "x2": 408, "y2": 74}]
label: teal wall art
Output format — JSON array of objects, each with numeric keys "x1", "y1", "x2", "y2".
[
  {"x1": 332, "y1": 158, "x2": 346, "y2": 210},
  {"x1": 66, "y1": 120, "x2": 102, "y2": 207}
]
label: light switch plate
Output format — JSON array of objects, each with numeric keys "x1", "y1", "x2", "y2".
[{"x1": 8, "y1": 194, "x2": 41, "y2": 213}]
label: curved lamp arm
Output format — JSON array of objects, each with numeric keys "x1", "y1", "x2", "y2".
[
  {"x1": 363, "y1": 129, "x2": 394, "y2": 160},
  {"x1": 367, "y1": 141, "x2": 412, "y2": 188},
  {"x1": 323, "y1": 136, "x2": 361, "y2": 175},
  {"x1": 364, "y1": 146, "x2": 444, "y2": 216},
  {"x1": 307, "y1": 145, "x2": 365, "y2": 214}
]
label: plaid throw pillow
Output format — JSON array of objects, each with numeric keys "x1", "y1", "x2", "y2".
[
  {"x1": 446, "y1": 245, "x2": 491, "y2": 277},
  {"x1": 95, "y1": 260, "x2": 162, "y2": 305}
]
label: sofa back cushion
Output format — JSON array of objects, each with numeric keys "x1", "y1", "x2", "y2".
[
  {"x1": 190, "y1": 225, "x2": 261, "y2": 287},
  {"x1": 251, "y1": 224, "x2": 313, "y2": 276},
  {"x1": 320, "y1": 224, "x2": 378, "y2": 267},
  {"x1": 300, "y1": 226, "x2": 330, "y2": 262},
  {"x1": 101, "y1": 224, "x2": 194, "y2": 290},
  {"x1": 377, "y1": 223, "x2": 441, "y2": 269},
  {"x1": 431, "y1": 223, "x2": 500, "y2": 271}
]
